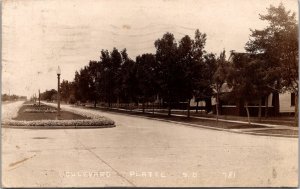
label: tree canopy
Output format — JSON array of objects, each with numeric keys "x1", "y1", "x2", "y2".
[{"x1": 246, "y1": 3, "x2": 298, "y2": 94}]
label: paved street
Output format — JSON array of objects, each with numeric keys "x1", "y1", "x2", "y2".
[{"x1": 2, "y1": 102, "x2": 298, "y2": 187}]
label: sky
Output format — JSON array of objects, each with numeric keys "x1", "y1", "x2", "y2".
[{"x1": 2, "y1": 0, "x2": 298, "y2": 97}]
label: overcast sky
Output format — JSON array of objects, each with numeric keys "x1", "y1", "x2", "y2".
[{"x1": 2, "y1": 0, "x2": 298, "y2": 97}]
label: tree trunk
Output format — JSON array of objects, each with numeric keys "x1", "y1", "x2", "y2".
[
  {"x1": 295, "y1": 92, "x2": 298, "y2": 127},
  {"x1": 168, "y1": 101, "x2": 171, "y2": 116},
  {"x1": 152, "y1": 101, "x2": 155, "y2": 114},
  {"x1": 216, "y1": 87, "x2": 219, "y2": 122},
  {"x1": 187, "y1": 99, "x2": 191, "y2": 118},
  {"x1": 245, "y1": 101, "x2": 251, "y2": 125},
  {"x1": 265, "y1": 96, "x2": 268, "y2": 118},
  {"x1": 258, "y1": 98, "x2": 262, "y2": 121},
  {"x1": 196, "y1": 100, "x2": 199, "y2": 113},
  {"x1": 94, "y1": 100, "x2": 97, "y2": 108},
  {"x1": 142, "y1": 101, "x2": 145, "y2": 113}
]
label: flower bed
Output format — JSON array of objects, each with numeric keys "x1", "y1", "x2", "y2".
[
  {"x1": 23, "y1": 109, "x2": 57, "y2": 113},
  {"x1": 2, "y1": 102, "x2": 115, "y2": 129},
  {"x1": 2, "y1": 118, "x2": 114, "y2": 127}
]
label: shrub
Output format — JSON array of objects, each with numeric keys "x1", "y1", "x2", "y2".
[{"x1": 69, "y1": 95, "x2": 76, "y2": 104}]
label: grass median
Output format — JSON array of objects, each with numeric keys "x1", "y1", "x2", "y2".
[{"x1": 2, "y1": 102, "x2": 115, "y2": 129}]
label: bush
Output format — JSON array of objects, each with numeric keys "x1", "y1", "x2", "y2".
[{"x1": 69, "y1": 95, "x2": 76, "y2": 104}]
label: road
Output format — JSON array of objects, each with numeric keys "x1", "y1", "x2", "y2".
[{"x1": 2, "y1": 102, "x2": 298, "y2": 187}]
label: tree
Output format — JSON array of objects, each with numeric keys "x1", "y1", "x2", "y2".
[
  {"x1": 246, "y1": 3, "x2": 298, "y2": 124},
  {"x1": 250, "y1": 56, "x2": 273, "y2": 121},
  {"x1": 98, "y1": 49, "x2": 111, "y2": 106},
  {"x1": 110, "y1": 48, "x2": 123, "y2": 107},
  {"x1": 178, "y1": 32, "x2": 207, "y2": 117},
  {"x1": 73, "y1": 71, "x2": 81, "y2": 102},
  {"x1": 60, "y1": 80, "x2": 72, "y2": 103},
  {"x1": 96, "y1": 48, "x2": 134, "y2": 108},
  {"x1": 154, "y1": 31, "x2": 208, "y2": 117},
  {"x1": 177, "y1": 35, "x2": 194, "y2": 117},
  {"x1": 201, "y1": 53, "x2": 216, "y2": 113},
  {"x1": 191, "y1": 30, "x2": 211, "y2": 114},
  {"x1": 227, "y1": 53, "x2": 267, "y2": 124},
  {"x1": 192, "y1": 53, "x2": 216, "y2": 114},
  {"x1": 120, "y1": 49, "x2": 138, "y2": 105},
  {"x1": 155, "y1": 32, "x2": 179, "y2": 116},
  {"x1": 87, "y1": 60, "x2": 100, "y2": 107},
  {"x1": 136, "y1": 53, "x2": 158, "y2": 113},
  {"x1": 73, "y1": 66, "x2": 94, "y2": 104},
  {"x1": 41, "y1": 89, "x2": 57, "y2": 101},
  {"x1": 212, "y1": 50, "x2": 228, "y2": 121}
]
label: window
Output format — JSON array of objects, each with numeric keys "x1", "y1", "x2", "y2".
[{"x1": 291, "y1": 93, "x2": 295, "y2": 106}]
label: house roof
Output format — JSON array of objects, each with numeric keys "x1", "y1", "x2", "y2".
[
  {"x1": 212, "y1": 83, "x2": 232, "y2": 94},
  {"x1": 228, "y1": 51, "x2": 265, "y2": 63}
]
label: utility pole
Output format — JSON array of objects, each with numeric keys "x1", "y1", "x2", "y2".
[{"x1": 57, "y1": 66, "x2": 61, "y2": 116}]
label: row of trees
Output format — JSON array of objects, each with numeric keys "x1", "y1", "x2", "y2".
[
  {"x1": 2, "y1": 94, "x2": 27, "y2": 101},
  {"x1": 40, "y1": 89, "x2": 58, "y2": 102},
  {"x1": 43, "y1": 4, "x2": 298, "y2": 123},
  {"x1": 55, "y1": 29, "x2": 222, "y2": 117}
]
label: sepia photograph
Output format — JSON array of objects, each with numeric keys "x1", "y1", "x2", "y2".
[{"x1": 1, "y1": 0, "x2": 299, "y2": 187}]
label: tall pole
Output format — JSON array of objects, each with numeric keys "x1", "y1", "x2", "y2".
[{"x1": 57, "y1": 73, "x2": 61, "y2": 116}]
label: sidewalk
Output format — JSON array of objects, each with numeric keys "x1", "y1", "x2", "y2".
[{"x1": 80, "y1": 105, "x2": 298, "y2": 138}]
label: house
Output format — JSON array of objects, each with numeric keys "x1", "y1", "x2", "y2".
[
  {"x1": 279, "y1": 92, "x2": 296, "y2": 115},
  {"x1": 198, "y1": 51, "x2": 295, "y2": 117}
]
